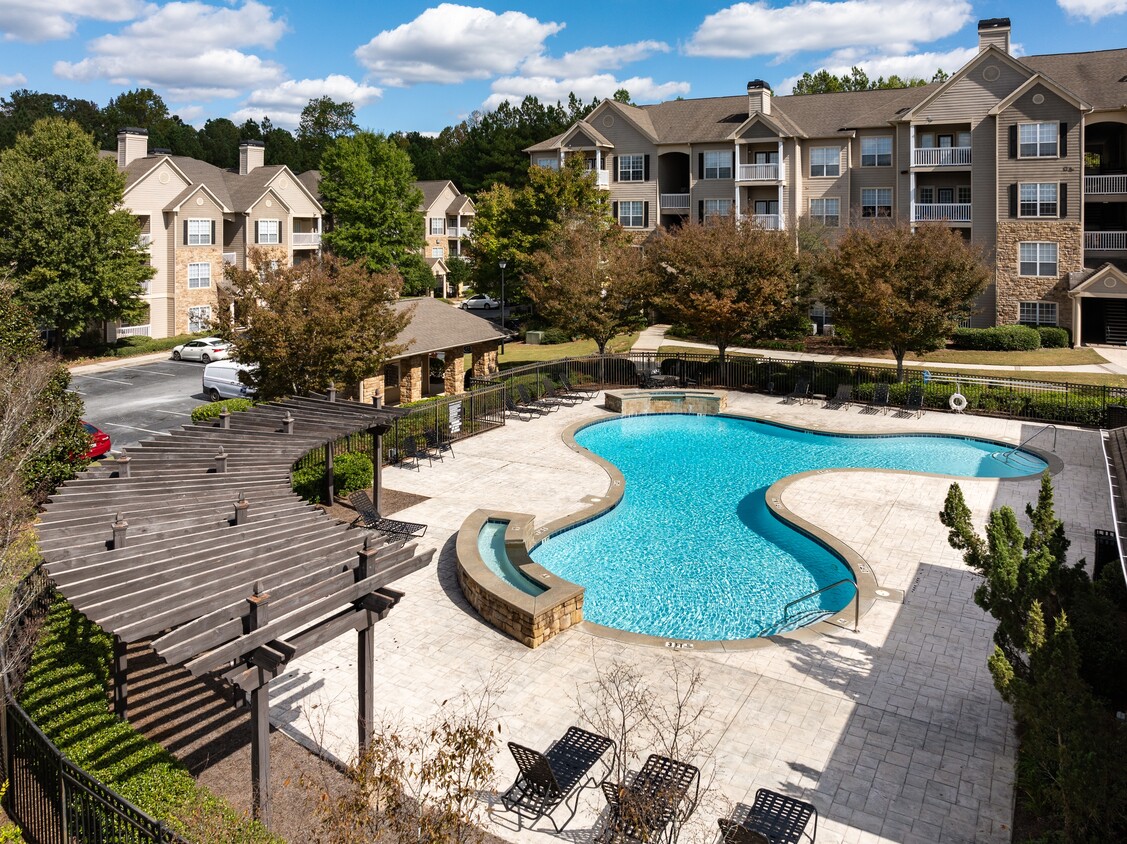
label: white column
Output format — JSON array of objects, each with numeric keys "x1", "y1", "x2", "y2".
[
  {"x1": 909, "y1": 124, "x2": 917, "y2": 227},
  {"x1": 777, "y1": 140, "x2": 784, "y2": 180},
  {"x1": 596, "y1": 149, "x2": 602, "y2": 170},
  {"x1": 1072, "y1": 297, "x2": 1082, "y2": 348}
]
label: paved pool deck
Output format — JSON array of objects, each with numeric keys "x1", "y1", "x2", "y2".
[{"x1": 270, "y1": 392, "x2": 1110, "y2": 844}]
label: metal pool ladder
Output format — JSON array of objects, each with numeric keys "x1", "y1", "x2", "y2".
[
  {"x1": 759, "y1": 579, "x2": 860, "y2": 636},
  {"x1": 992, "y1": 424, "x2": 1056, "y2": 469}
]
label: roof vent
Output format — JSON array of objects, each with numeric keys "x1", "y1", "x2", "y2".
[
  {"x1": 1120, "y1": 74, "x2": 1127, "y2": 83},
  {"x1": 895, "y1": 107, "x2": 910, "y2": 114},
  {"x1": 978, "y1": 17, "x2": 1011, "y2": 30},
  {"x1": 746, "y1": 79, "x2": 769, "y2": 91}
]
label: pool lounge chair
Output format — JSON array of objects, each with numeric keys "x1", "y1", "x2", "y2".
[
  {"x1": 543, "y1": 376, "x2": 582, "y2": 405},
  {"x1": 823, "y1": 383, "x2": 852, "y2": 410},
  {"x1": 784, "y1": 380, "x2": 811, "y2": 405},
  {"x1": 518, "y1": 382, "x2": 561, "y2": 412},
  {"x1": 506, "y1": 392, "x2": 547, "y2": 421},
  {"x1": 866, "y1": 383, "x2": 891, "y2": 414},
  {"x1": 717, "y1": 789, "x2": 818, "y2": 844},
  {"x1": 900, "y1": 384, "x2": 925, "y2": 418},
  {"x1": 500, "y1": 726, "x2": 616, "y2": 832},
  {"x1": 559, "y1": 373, "x2": 597, "y2": 400},
  {"x1": 598, "y1": 754, "x2": 700, "y2": 844},
  {"x1": 348, "y1": 490, "x2": 427, "y2": 539}
]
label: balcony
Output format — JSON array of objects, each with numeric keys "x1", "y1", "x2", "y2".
[
  {"x1": 445, "y1": 226, "x2": 471, "y2": 239},
  {"x1": 115, "y1": 324, "x2": 151, "y2": 339},
  {"x1": 595, "y1": 170, "x2": 610, "y2": 189},
  {"x1": 912, "y1": 147, "x2": 972, "y2": 167},
  {"x1": 749, "y1": 214, "x2": 782, "y2": 230},
  {"x1": 1086, "y1": 231, "x2": 1127, "y2": 250},
  {"x1": 660, "y1": 193, "x2": 690, "y2": 211},
  {"x1": 292, "y1": 232, "x2": 321, "y2": 247},
  {"x1": 1085, "y1": 175, "x2": 1127, "y2": 196},
  {"x1": 737, "y1": 163, "x2": 780, "y2": 182},
  {"x1": 912, "y1": 203, "x2": 971, "y2": 223}
]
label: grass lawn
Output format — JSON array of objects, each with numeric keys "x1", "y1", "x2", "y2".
[
  {"x1": 907, "y1": 347, "x2": 1106, "y2": 366},
  {"x1": 494, "y1": 332, "x2": 640, "y2": 366}
]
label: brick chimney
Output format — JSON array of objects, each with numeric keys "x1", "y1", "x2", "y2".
[
  {"x1": 978, "y1": 18, "x2": 1011, "y2": 54},
  {"x1": 747, "y1": 80, "x2": 771, "y2": 116},
  {"x1": 239, "y1": 140, "x2": 265, "y2": 175},
  {"x1": 117, "y1": 128, "x2": 148, "y2": 169}
]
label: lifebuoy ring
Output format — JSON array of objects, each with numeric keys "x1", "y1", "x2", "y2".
[{"x1": 949, "y1": 392, "x2": 968, "y2": 412}]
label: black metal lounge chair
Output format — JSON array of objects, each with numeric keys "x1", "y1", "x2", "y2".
[
  {"x1": 543, "y1": 376, "x2": 582, "y2": 405},
  {"x1": 500, "y1": 726, "x2": 615, "y2": 832},
  {"x1": 505, "y1": 392, "x2": 546, "y2": 421},
  {"x1": 865, "y1": 382, "x2": 890, "y2": 414},
  {"x1": 784, "y1": 380, "x2": 811, "y2": 405},
  {"x1": 900, "y1": 383, "x2": 925, "y2": 418},
  {"x1": 718, "y1": 789, "x2": 818, "y2": 844},
  {"x1": 823, "y1": 383, "x2": 852, "y2": 410},
  {"x1": 348, "y1": 490, "x2": 427, "y2": 538},
  {"x1": 424, "y1": 429, "x2": 454, "y2": 460},
  {"x1": 598, "y1": 754, "x2": 700, "y2": 844},
  {"x1": 518, "y1": 382, "x2": 561, "y2": 412},
  {"x1": 559, "y1": 373, "x2": 597, "y2": 400}
]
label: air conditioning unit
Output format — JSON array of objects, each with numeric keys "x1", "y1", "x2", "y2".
[
  {"x1": 810, "y1": 322, "x2": 818, "y2": 335},
  {"x1": 823, "y1": 324, "x2": 835, "y2": 337}
]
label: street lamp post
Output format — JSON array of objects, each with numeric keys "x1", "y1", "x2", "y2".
[{"x1": 498, "y1": 259, "x2": 507, "y2": 355}]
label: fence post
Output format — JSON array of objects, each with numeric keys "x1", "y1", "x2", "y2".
[{"x1": 325, "y1": 440, "x2": 334, "y2": 504}]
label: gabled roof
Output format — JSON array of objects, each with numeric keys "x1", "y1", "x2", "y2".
[
  {"x1": 165, "y1": 181, "x2": 232, "y2": 214},
  {"x1": 446, "y1": 194, "x2": 474, "y2": 215},
  {"x1": 1069, "y1": 263, "x2": 1127, "y2": 293},
  {"x1": 122, "y1": 156, "x2": 193, "y2": 197},
  {"x1": 900, "y1": 45, "x2": 1031, "y2": 121},
  {"x1": 296, "y1": 169, "x2": 321, "y2": 197},
  {"x1": 988, "y1": 73, "x2": 1090, "y2": 116},
  {"x1": 1022, "y1": 48, "x2": 1127, "y2": 112},
  {"x1": 389, "y1": 297, "x2": 506, "y2": 359},
  {"x1": 558, "y1": 121, "x2": 613, "y2": 148},
  {"x1": 726, "y1": 111, "x2": 794, "y2": 141},
  {"x1": 416, "y1": 180, "x2": 456, "y2": 210}
]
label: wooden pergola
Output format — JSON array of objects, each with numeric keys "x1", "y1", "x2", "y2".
[{"x1": 35, "y1": 395, "x2": 434, "y2": 825}]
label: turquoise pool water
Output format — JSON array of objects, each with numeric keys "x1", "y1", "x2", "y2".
[
  {"x1": 530, "y1": 414, "x2": 1046, "y2": 640},
  {"x1": 478, "y1": 519, "x2": 546, "y2": 597}
]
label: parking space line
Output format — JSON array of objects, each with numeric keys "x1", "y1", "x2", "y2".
[
  {"x1": 149, "y1": 409, "x2": 195, "y2": 416},
  {"x1": 73, "y1": 374, "x2": 131, "y2": 385},
  {"x1": 102, "y1": 422, "x2": 171, "y2": 436}
]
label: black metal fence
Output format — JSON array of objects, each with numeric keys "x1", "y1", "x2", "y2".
[{"x1": 0, "y1": 567, "x2": 185, "y2": 844}]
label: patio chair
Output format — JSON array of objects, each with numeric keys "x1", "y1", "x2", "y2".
[
  {"x1": 717, "y1": 789, "x2": 818, "y2": 844},
  {"x1": 505, "y1": 392, "x2": 546, "y2": 421},
  {"x1": 598, "y1": 754, "x2": 700, "y2": 844},
  {"x1": 823, "y1": 383, "x2": 852, "y2": 410},
  {"x1": 348, "y1": 490, "x2": 427, "y2": 539},
  {"x1": 865, "y1": 383, "x2": 891, "y2": 414},
  {"x1": 542, "y1": 376, "x2": 581, "y2": 406},
  {"x1": 899, "y1": 383, "x2": 925, "y2": 418},
  {"x1": 784, "y1": 380, "x2": 811, "y2": 405},
  {"x1": 559, "y1": 373, "x2": 597, "y2": 400},
  {"x1": 500, "y1": 726, "x2": 616, "y2": 832},
  {"x1": 517, "y1": 382, "x2": 561, "y2": 412},
  {"x1": 424, "y1": 429, "x2": 455, "y2": 460}
]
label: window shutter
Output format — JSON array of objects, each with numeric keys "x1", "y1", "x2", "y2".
[
  {"x1": 279, "y1": 221, "x2": 283, "y2": 244},
  {"x1": 1059, "y1": 122, "x2": 1068, "y2": 157},
  {"x1": 1059, "y1": 182, "x2": 1068, "y2": 218},
  {"x1": 730, "y1": 151, "x2": 735, "y2": 174},
  {"x1": 183, "y1": 220, "x2": 188, "y2": 244},
  {"x1": 254, "y1": 220, "x2": 259, "y2": 244},
  {"x1": 698, "y1": 153, "x2": 704, "y2": 179},
  {"x1": 612, "y1": 201, "x2": 618, "y2": 220},
  {"x1": 1008, "y1": 183, "x2": 1018, "y2": 218},
  {"x1": 210, "y1": 220, "x2": 215, "y2": 245},
  {"x1": 643, "y1": 202, "x2": 649, "y2": 228},
  {"x1": 611, "y1": 156, "x2": 617, "y2": 182},
  {"x1": 698, "y1": 200, "x2": 704, "y2": 224},
  {"x1": 643, "y1": 155, "x2": 650, "y2": 181},
  {"x1": 1008, "y1": 125, "x2": 1017, "y2": 159}
]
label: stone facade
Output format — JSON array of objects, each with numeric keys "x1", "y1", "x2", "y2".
[
  {"x1": 456, "y1": 566, "x2": 583, "y2": 649},
  {"x1": 994, "y1": 221, "x2": 1083, "y2": 328},
  {"x1": 174, "y1": 246, "x2": 222, "y2": 334},
  {"x1": 354, "y1": 374, "x2": 386, "y2": 404},
  {"x1": 443, "y1": 349, "x2": 465, "y2": 395},
  {"x1": 399, "y1": 355, "x2": 427, "y2": 402},
  {"x1": 472, "y1": 348, "x2": 499, "y2": 378}
]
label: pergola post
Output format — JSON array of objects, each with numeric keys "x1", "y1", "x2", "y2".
[
  {"x1": 247, "y1": 585, "x2": 272, "y2": 827},
  {"x1": 112, "y1": 636, "x2": 128, "y2": 719},
  {"x1": 324, "y1": 440, "x2": 335, "y2": 504},
  {"x1": 356, "y1": 537, "x2": 377, "y2": 755},
  {"x1": 371, "y1": 394, "x2": 383, "y2": 515}
]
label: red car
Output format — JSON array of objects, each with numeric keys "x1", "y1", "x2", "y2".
[{"x1": 80, "y1": 421, "x2": 112, "y2": 460}]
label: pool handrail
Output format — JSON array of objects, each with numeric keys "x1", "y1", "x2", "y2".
[{"x1": 783, "y1": 578, "x2": 859, "y2": 633}]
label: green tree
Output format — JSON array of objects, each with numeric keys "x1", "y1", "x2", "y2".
[
  {"x1": 219, "y1": 252, "x2": 409, "y2": 401},
  {"x1": 99, "y1": 87, "x2": 173, "y2": 149},
  {"x1": 262, "y1": 120, "x2": 305, "y2": 172},
  {"x1": 0, "y1": 118, "x2": 153, "y2": 344},
  {"x1": 197, "y1": 117, "x2": 241, "y2": 168},
  {"x1": 164, "y1": 115, "x2": 205, "y2": 159},
  {"x1": 0, "y1": 89, "x2": 102, "y2": 149},
  {"x1": 526, "y1": 215, "x2": 651, "y2": 353},
  {"x1": 319, "y1": 131, "x2": 424, "y2": 273},
  {"x1": 398, "y1": 253, "x2": 436, "y2": 297},
  {"x1": 646, "y1": 217, "x2": 797, "y2": 364},
  {"x1": 445, "y1": 256, "x2": 473, "y2": 294},
  {"x1": 818, "y1": 221, "x2": 988, "y2": 380},
  {"x1": 792, "y1": 66, "x2": 933, "y2": 95},
  {"x1": 297, "y1": 97, "x2": 357, "y2": 170}
]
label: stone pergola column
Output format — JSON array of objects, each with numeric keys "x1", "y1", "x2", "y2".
[
  {"x1": 443, "y1": 347, "x2": 465, "y2": 395},
  {"x1": 400, "y1": 355, "x2": 426, "y2": 403},
  {"x1": 472, "y1": 344, "x2": 499, "y2": 378}
]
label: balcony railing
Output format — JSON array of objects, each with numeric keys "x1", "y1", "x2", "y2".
[
  {"x1": 1086, "y1": 231, "x2": 1127, "y2": 250},
  {"x1": 737, "y1": 163, "x2": 780, "y2": 181},
  {"x1": 749, "y1": 214, "x2": 782, "y2": 230},
  {"x1": 446, "y1": 226, "x2": 470, "y2": 239},
  {"x1": 595, "y1": 170, "x2": 610, "y2": 189},
  {"x1": 660, "y1": 193, "x2": 690, "y2": 210},
  {"x1": 116, "y1": 324, "x2": 151, "y2": 339},
  {"x1": 222, "y1": 252, "x2": 236, "y2": 265},
  {"x1": 292, "y1": 232, "x2": 321, "y2": 247},
  {"x1": 912, "y1": 147, "x2": 972, "y2": 167},
  {"x1": 912, "y1": 203, "x2": 971, "y2": 222},
  {"x1": 1085, "y1": 175, "x2": 1127, "y2": 195}
]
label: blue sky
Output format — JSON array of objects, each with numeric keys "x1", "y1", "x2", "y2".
[{"x1": 1, "y1": 0, "x2": 1125, "y2": 135}]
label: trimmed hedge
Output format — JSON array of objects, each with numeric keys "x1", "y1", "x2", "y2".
[
  {"x1": 1036, "y1": 326, "x2": 1070, "y2": 348},
  {"x1": 20, "y1": 599, "x2": 279, "y2": 843},
  {"x1": 190, "y1": 397, "x2": 255, "y2": 422},
  {"x1": 293, "y1": 450, "x2": 374, "y2": 503},
  {"x1": 952, "y1": 325, "x2": 1041, "y2": 351}
]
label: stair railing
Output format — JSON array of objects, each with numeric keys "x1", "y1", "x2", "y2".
[{"x1": 783, "y1": 578, "x2": 859, "y2": 633}]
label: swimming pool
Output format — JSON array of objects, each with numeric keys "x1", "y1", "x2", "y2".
[{"x1": 530, "y1": 414, "x2": 1047, "y2": 641}]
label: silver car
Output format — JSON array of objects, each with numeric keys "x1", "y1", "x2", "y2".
[
  {"x1": 459, "y1": 294, "x2": 499, "y2": 310},
  {"x1": 171, "y1": 337, "x2": 232, "y2": 363}
]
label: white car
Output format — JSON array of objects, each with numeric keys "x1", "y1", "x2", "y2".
[
  {"x1": 172, "y1": 337, "x2": 232, "y2": 363},
  {"x1": 459, "y1": 294, "x2": 500, "y2": 310}
]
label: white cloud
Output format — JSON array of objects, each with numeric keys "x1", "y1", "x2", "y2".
[
  {"x1": 485, "y1": 74, "x2": 690, "y2": 111},
  {"x1": 686, "y1": 0, "x2": 972, "y2": 58},
  {"x1": 1057, "y1": 0, "x2": 1127, "y2": 21},
  {"x1": 54, "y1": 1, "x2": 286, "y2": 100},
  {"x1": 355, "y1": 4, "x2": 563, "y2": 86},
  {"x1": 0, "y1": 72, "x2": 27, "y2": 87},
  {"x1": 0, "y1": 0, "x2": 143, "y2": 43},
  {"x1": 230, "y1": 75, "x2": 383, "y2": 129},
  {"x1": 777, "y1": 45, "x2": 979, "y2": 92},
  {"x1": 520, "y1": 41, "x2": 670, "y2": 77}
]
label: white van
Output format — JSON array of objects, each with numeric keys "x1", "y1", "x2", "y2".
[{"x1": 202, "y1": 360, "x2": 256, "y2": 401}]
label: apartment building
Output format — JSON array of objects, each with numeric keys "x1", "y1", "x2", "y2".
[
  {"x1": 526, "y1": 18, "x2": 1127, "y2": 345},
  {"x1": 116, "y1": 131, "x2": 323, "y2": 339},
  {"x1": 418, "y1": 179, "x2": 475, "y2": 298}
]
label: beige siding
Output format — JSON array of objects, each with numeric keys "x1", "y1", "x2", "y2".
[
  {"x1": 850, "y1": 129, "x2": 898, "y2": 220},
  {"x1": 603, "y1": 120, "x2": 658, "y2": 229},
  {"x1": 917, "y1": 57, "x2": 1028, "y2": 124},
  {"x1": 122, "y1": 162, "x2": 189, "y2": 210},
  {"x1": 225, "y1": 216, "x2": 247, "y2": 267},
  {"x1": 896, "y1": 123, "x2": 912, "y2": 213},
  {"x1": 268, "y1": 171, "x2": 321, "y2": 217},
  {"x1": 970, "y1": 120, "x2": 998, "y2": 248},
  {"x1": 247, "y1": 190, "x2": 288, "y2": 254},
  {"x1": 801, "y1": 141, "x2": 848, "y2": 224}
]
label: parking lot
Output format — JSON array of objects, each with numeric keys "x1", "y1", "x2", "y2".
[{"x1": 69, "y1": 357, "x2": 210, "y2": 453}]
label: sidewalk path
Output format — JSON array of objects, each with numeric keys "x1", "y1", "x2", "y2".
[
  {"x1": 631, "y1": 324, "x2": 1127, "y2": 376},
  {"x1": 67, "y1": 350, "x2": 174, "y2": 375}
]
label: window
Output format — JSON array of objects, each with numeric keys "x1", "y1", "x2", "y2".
[
  {"x1": 861, "y1": 136, "x2": 893, "y2": 167},
  {"x1": 957, "y1": 185, "x2": 972, "y2": 204},
  {"x1": 383, "y1": 363, "x2": 400, "y2": 388},
  {"x1": 431, "y1": 246, "x2": 444, "y2": 258},
  {"x1": 1019, "y1": 242, "x2": 1058, "y2": 276},
  {"x1": 1019, "y1": 183, "x2": 1057, "y2": 217},
  {"x1": 618, "y1": 154, "x2": 645, "y2": 181},
  {"x1": 703, "y1": 151, "x2": 732, "y2": 179},
  {"x1": 256, "y1": 219, "x2": 280, "y2": 244},
  {"x1": 1019, "y1": 122, "x2": 1058, "y2": 157},
  {"x1": 703, "y1": 199, "x2": 732, "y2": 219},
  {"x1": 809, "y1": 197, "x2": 840, "y2": 227},
  {"x1": 140, "y1": 280, "x2": 152, "y2": 296},
  {"x1": 918, "y1": 186, "x2": 934, "y2": 204},
  {"x1": 187, "y1": 262, "x2": 211, "y2": 289},
  {"x1": 809, "y1": 147, "x2": 840, "y2": 177},
  {"x1": 861, "y1": 188, "x2": 892, "y2": 218},
  {"x1": 187, "y1": 306, "x2": 212, "y2": 333},
  {"x1": 187, "y1": 218, "x2": 212, "y2": 245},
  {"x1": 535, "y1": 157, "x2": 559, "y2": 170},
  {"x1": 1019, "y1": 301, "x2": 1058, "y2": 326},
  {"x1": 618, "y1": 201, "x2": 644, "y2": 227},
  {"x1": 429, "y1": 218, "x2": 445, "y2": 235}
]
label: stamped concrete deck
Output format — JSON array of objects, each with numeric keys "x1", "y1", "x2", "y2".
[{"x1": 270, "y1": 392, "x2": 1109, "y2": 844}]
